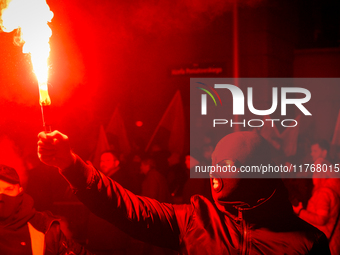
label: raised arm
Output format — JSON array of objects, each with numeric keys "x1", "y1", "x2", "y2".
[{"x1": 37, "y1": 131, "x2": 189, "y2": 250}]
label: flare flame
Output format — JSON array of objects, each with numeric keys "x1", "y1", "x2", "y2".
[{"x1": 1, "y1": 0, "x2": 54, "y2": 106}]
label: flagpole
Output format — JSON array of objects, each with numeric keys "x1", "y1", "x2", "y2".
[{"x1": 233, "y1": 0, "x2": 240, "y2": 132}]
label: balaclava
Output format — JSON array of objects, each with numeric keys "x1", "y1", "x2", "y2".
[
  {"x1": 210, "y1": 131, "x2": 279, "y2": 208},
  {"x1": 0, "y1": 165, "x2": 23, "y2": 221}
]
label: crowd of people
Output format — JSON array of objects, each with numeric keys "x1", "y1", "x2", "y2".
[{"x1": 0, "y1": 129, "x2": 340, "y2": 254}]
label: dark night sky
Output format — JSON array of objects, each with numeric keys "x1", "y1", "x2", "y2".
[{"x1": 0, "y1": 0, "x2": 339, "y2": 161}]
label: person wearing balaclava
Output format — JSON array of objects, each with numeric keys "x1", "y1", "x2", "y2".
[
  {"x1": 38, "y1": 130, "x2": 331, "y2": 254},
  {"x1": 0, "y1": 164, "x2": 92, "y2": 255}
]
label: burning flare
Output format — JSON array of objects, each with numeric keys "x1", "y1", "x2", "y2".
[{"x1": 1, "y1": 0, "x2": 54, "y2": 106}]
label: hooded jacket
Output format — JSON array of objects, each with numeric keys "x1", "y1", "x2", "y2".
[
  {"x1": 0, "y1": 194, "x2": 91, "y2": 255},
  {"x1": 60, "y1": 155, "x2": 330, "y2": 254}
]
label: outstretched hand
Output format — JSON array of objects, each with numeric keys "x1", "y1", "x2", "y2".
[{"x1": 37, "y1": 130, "x2": 75, "y2": 170}]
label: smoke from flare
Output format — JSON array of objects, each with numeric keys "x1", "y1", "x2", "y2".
[{"x1": 1, "y1": 0, "x2": 54, "y2": 106}]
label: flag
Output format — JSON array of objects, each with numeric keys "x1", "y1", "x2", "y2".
[
  {"x1": 260, "y1": 116, "x2": 281, "y2": 150},
  {"x1": 260, "y1": 115, "x2": 301, "y2": 157},
  {"x1": 106, "y1": 107, "x2": 131, "y2": 155},
  {"x1": 92, "y1": 125, "x2": 110, "y2": 169},
  {"x1": 146, "y1": 90, "x2": 185, "y2": 154},
  {"x1": 281, "y1": 115, "x2": 301, "y2": 157}
]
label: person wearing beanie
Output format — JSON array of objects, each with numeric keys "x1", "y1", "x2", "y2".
[
  {"x1": 0, "y1": 164, "x2": 92, "y2": 255},
  {"x1": 38, "y1": 130, "x2": 330, "y2": 254}
]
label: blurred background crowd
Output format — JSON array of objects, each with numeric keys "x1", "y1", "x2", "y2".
[{"x1": 1, "y1": 0, "x2": 340, "y2": 254}]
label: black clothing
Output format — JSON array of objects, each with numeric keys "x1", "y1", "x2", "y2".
[
  {"x1": 61, "y1": 156, "x2": 331, "y2": 254},
  {"x1": 0, "y1": 194, "x2": 91, "y2": 255}
]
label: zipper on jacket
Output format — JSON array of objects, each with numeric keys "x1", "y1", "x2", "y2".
[{"x1": 238, "y1": 209, "x2": 248, "y2": 255}]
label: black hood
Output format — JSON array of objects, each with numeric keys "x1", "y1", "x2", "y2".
[{"x1": 210, "y1": 131, "x2": 278, "y2": 207}]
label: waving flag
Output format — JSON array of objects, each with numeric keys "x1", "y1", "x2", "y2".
[
  {"x1": 260, "y1": 115, "x2": 301, "y2": 157},
  {"x1": 146, "y1": 90, "x2": 185, "y2": 154},
  {"x1": 92, "y1": 125, "x2": 110, "y2": 169},
  {"x1": 106, "y1": 107, "x2": 131, "y2": 155}
]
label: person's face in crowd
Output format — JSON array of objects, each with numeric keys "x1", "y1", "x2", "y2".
[
  {"x1": 140, "y1": 161, "x2": 151, "y2": 175},
  {"x1": 0, "y1": 180, "x2": 22, "y2": 196},
  {"x1": 310, "y1": 144, "x2": 327, "y2": 162},
  {"x1": 0, "y1": 179, "x2": 23, "y2": 220},
  {"x1": 210, "y1": 160, "x2": 241, "y2": 204},
  {"x1": 100, "y1": 152, "x2": 119, "y2": 175}
]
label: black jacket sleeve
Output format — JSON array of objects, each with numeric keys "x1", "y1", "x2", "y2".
[{"x1": 60, "y1": 155, "x2": 187, "y2": 250}]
